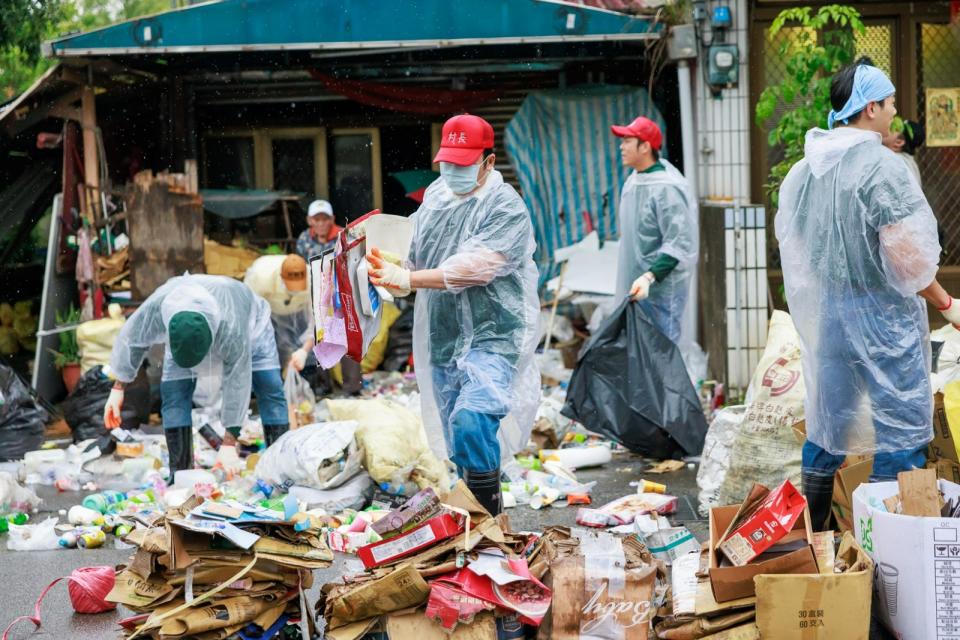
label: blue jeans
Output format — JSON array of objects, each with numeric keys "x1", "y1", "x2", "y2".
[
  {"x1": 431, "y1": 351, "x2": 516, "y2": 473},
  {"x1": 802, "y1": 440, "x2": 927, "y2": 482},
  {"x1": 161, "y1": 368, "x2": 287, "y2": 429}
]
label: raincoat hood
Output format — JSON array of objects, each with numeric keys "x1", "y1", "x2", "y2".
[{"x1": 804, "y1": 127, "x2": 882, "y2": 178}]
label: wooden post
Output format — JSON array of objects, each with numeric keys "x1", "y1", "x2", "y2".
[
  {"x1": 80, "y1": 84, "x2": 100, "y2": 222},
  {"x1": 281, "y1": 199, "x2": 294, "y2": 251}
]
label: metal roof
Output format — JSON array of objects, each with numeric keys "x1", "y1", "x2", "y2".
[{"x1": 45, "y1": 0, "x2": 661, "y2": 57}]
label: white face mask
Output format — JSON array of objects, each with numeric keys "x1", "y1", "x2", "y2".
[{"x1": 440, "y1": 159, "x2": 483, "y2": 194}]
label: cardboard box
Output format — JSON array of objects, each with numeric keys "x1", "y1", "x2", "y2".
[
  {"x1": 853, "y1": 479, "x2": 960, "y2": 639},
  {"x1": 718, "y1": 480, "x2": 807, "y2": 566},
  {"x1": 930, "y1": 456, "x2": 960, "y2": 484},
  {"x1": 832, "y1": 457, "x2": 873, "y2": 532},
  {"x1": 708, "y1": 503, "x2": 818, "y2": 602},
  {"x1": 930, "y1": 391, "x2": 960, "y2": 463},
  {"x1": 358, "y1": 513, "x2": 463, "y2": 569},
  {"x1": 754, "y1": 533, "x2": 873, "y2": 639}
]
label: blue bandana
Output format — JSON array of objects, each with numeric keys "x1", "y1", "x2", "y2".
[{"x1": 828, "y1": 65, "x2": 896, "y2": 129}]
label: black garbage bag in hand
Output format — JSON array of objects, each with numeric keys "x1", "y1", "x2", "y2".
[
  {"x1": 561, "y1": 299, "x2": 708, "y2": 459},
  {"x1": 61, "y1": 365, "x2": 149, "y2": 443},
  {"x1": 0, "y1": 363, "x2": 47, "y2": 461}
]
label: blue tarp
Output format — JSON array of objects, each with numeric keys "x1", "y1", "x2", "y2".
[
  {"x1": 46, "y1": 0, "x2": 660, "y2": 56},
  {"x1": 504, "y1": 84, "x2": 666, "y2": 284}
]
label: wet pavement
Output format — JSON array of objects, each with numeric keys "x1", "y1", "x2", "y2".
[{"x1": 0, "y1": 451, "x2": 704, "y2": 638}]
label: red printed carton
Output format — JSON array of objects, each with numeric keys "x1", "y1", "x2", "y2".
[{"x1": 718, "y1": 479, "x2": 807, "y2": 566}]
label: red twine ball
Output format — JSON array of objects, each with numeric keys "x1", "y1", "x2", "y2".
[{"x1": 2, "y1": 565, "x2": 116, "y2": 640}]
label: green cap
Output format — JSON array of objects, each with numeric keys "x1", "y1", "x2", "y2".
[{"x1": 168, "y1": 311, "x2": 212, "y2": 368}]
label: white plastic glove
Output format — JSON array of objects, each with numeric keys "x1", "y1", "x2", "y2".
[
  {"x1": 103, "y1": 387, "x2": 124, "y2": 429},
  {"x1": 940, "y1": 298, "x2": 960, "y2": 328},
  {"x1": 630, "y1": 272, "x2": 656, "y2": 301},
  {"x1": 290, "y1": 348, "x2": 308, "y2": 372},
  {"x1": 365, "y1": 248, "x2": 411, "y2": 297}
]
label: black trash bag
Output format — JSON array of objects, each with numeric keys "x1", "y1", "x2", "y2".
[
  {"x1": 0, "y1": 363, "x2": 47, "y2": 461},
  {"x1": 561, "y1": 300, "x2": 708, "y2": 459},
  {"x1": 61, "y1": 365, "x2": 149, "y2": 444}
]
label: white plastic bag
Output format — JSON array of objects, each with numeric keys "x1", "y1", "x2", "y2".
[
  {"x1": 288, "y1": 473, "x2": 372, "y2": 513},
  {"x1": 696, "y1": 405, "x2": 746, "y2": 517},
  {"x1": 283, "y1": 364, "x2": 316, "y2": 427},
  {"x1": 7, "y1": 517, "x2": 60, "y2": 551},
  {"x1": 255, "y1": 421, "x2": 361, "y2": 491},
  {"x1": 0, "y1": 471, "x2": 41, "y2": 512}
]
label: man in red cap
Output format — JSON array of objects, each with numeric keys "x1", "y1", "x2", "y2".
[
  {"x1": 364, "y1": 114, "x2": 540, "y2": 516},
  {"x1": 611, "y1": 116, "x2": 698, "y2": 344}
]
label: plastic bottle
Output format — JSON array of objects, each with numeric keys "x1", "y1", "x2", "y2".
[
  {"x1": 68, "y1": 505, "x2": 105, "y2": 526},
  {"x1": 0, "y1": 512, "x2": 28, "y2": 533},
  {"x1": 539, "y1": 446, "x2": 612, "y2": 470}
]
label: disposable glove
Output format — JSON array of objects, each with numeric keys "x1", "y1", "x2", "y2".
[
  {"x1": 630, "y1": 272, "x2": 656, "y2": 301},
  {"x1": 290, "y1": 348, "x2": 308, "y2": 372},
  {"x1": 940, "y1": 298, "x2": 960, "y2": 328},
  {"x1": 365, "y1": 248, "x2": 412, "y2": 297},
  {"x1": 103, "y1": 387, "x2": 124, "y2": 429}
]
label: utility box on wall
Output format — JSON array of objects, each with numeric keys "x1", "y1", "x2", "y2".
[{"x1": 698, "y1": 204, "x2": 769, "y2": 396}]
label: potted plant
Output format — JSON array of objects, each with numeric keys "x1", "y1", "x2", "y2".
[{"x1": 50, "y1": 305, "x2": 81, "y2": 393}]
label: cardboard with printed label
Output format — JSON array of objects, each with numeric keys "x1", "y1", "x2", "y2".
[
  {"x1": 717, "y1": 480, "x2": 807, "y2": 566},
  {"x1": 357, "y1": 513, "x2": 463, "y2": 569},
  {"x1": 708, "y1": 502, "x2": 818, "y2": 602},
  {"x1": 930, "y1": 391, "x2": 960, "y2": 463},
  {"x1": 853, "y1": 478, "x2": 960, "y2": 639},
  {"x1": 543, "y1": 558, "x2": 657, "y2": 640},
  {"x1": 754, "y1": 532, "x2": 873, "y2": 639}
]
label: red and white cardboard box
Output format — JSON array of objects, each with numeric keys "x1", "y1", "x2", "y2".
[
  {"x1": 357, "y1": 512, "x2": 463, "y2": 569},
  {"x1": 718, "y1": 479, "x2": 807, "y2": 566}
]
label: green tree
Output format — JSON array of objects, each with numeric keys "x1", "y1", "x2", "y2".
[
  {"x1": 0, "y1": 0, "x2": 174, "y2": 99},
  {"x1": 754, "y1": 5, "x2": 865, "y2": 206}
]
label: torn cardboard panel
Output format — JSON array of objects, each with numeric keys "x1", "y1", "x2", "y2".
[{"x1": 326, "y1": 564, "x2": 430, "y2": 629}]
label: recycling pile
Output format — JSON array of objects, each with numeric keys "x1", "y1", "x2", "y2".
[
  {"x1": 316, "y1": 480, "x2": 669, "y2": 639},
  {"x1": 106, "y1": 493, "x2": 331, "y2": 639}
]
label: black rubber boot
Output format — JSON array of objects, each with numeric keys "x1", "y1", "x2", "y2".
[
  {"x1": 165, "y1": 426, "x2": 194, "y2": 477},
  {"x1": 801, "y1": 468, "x2": 836, "y2": 532},
  {"x1": 465, "y1": 468, "x2": 502, "y2": 516},
  {"x1": 263, "y1": 423, "x2": 290, "y2": 448}
]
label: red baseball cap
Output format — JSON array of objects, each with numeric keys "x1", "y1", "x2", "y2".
[
  {"x1": 433, "y1": 114, "x2": 495, "y2": 166},
  {"x1": 611, "y1": 116, "x2": 663, "y2": 151}
]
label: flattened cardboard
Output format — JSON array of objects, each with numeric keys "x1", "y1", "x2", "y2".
[
  {"x1": 700, "y1": 623, "x2": 760, "y2": 639},
  {"x1": 929, "y1": 456, "x2": 960, "y2": 484},
  {"x1": 930, "y1": 392, "x2": 959, "y2": 463},
  {"x1": 708, "y1": 503, "x2": 818, "y2": 602},
  {"x1": 329, "y1": 564, "x2": 430, "y2": 629},
  {"x1": 386, "y1": 610, "x2": 496, "y2": 639},
  {"x1": 754, "y1": 533, "x2": 873, "y2": 640},
  {"x1": 898, "y1": 468, "x2": 940, "y2": 517},
  {"x1": 832, "y1": 457, "x2": 873, "y2": 532}
]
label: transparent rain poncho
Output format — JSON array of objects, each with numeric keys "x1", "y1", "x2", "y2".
[
  {"x1": 110, "y1": 273, "x2": 279, "y2": 428},
  {"x1": 407, "y1": 170, "x2": 541, "y2": 462},
  {"x1": 776, "y1": 127, "x2": 941, "y2": 455},
  {"x1": 614, "y1": 159, "x2": 698, "y2": 342},
  {"x1": 243, "y1": 255, "x2": 312, "y2": 363}
]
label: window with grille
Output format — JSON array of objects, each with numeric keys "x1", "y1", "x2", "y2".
[{"x1": 918, "y1": 23, "x2": 960, "y2": 264}]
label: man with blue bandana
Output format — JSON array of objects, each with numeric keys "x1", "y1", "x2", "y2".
[{"x1": 777, "y1": 58, "x2": 960, "y2": 530}]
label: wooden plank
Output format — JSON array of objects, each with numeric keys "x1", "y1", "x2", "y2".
[
  {"x1": 898, "y1": 468, "x2": 940, "y2": 517},
  {"x1": 127, "y1": 171, "x2": 205, "y2": 300}
]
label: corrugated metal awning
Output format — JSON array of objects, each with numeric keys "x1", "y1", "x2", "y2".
[{"x1": 45, "y1": 0, "x2": 661, "y2": 57}]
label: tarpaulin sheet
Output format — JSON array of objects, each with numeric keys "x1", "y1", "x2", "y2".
[{"x1": 504, "y1": 85, "x2": 666, "y2": 286}]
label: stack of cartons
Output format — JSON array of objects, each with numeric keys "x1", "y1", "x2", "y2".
[{"x1": 106, "y1": 495, "x2": 331, "y2": 639}]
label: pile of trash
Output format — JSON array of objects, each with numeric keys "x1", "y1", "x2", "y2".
[
  {"x1": 316, "y1": 480, "x2": 667, "y2": 639},
  {"x1": 107, "y1": 492, "x2": 329, "y2": 638}
]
